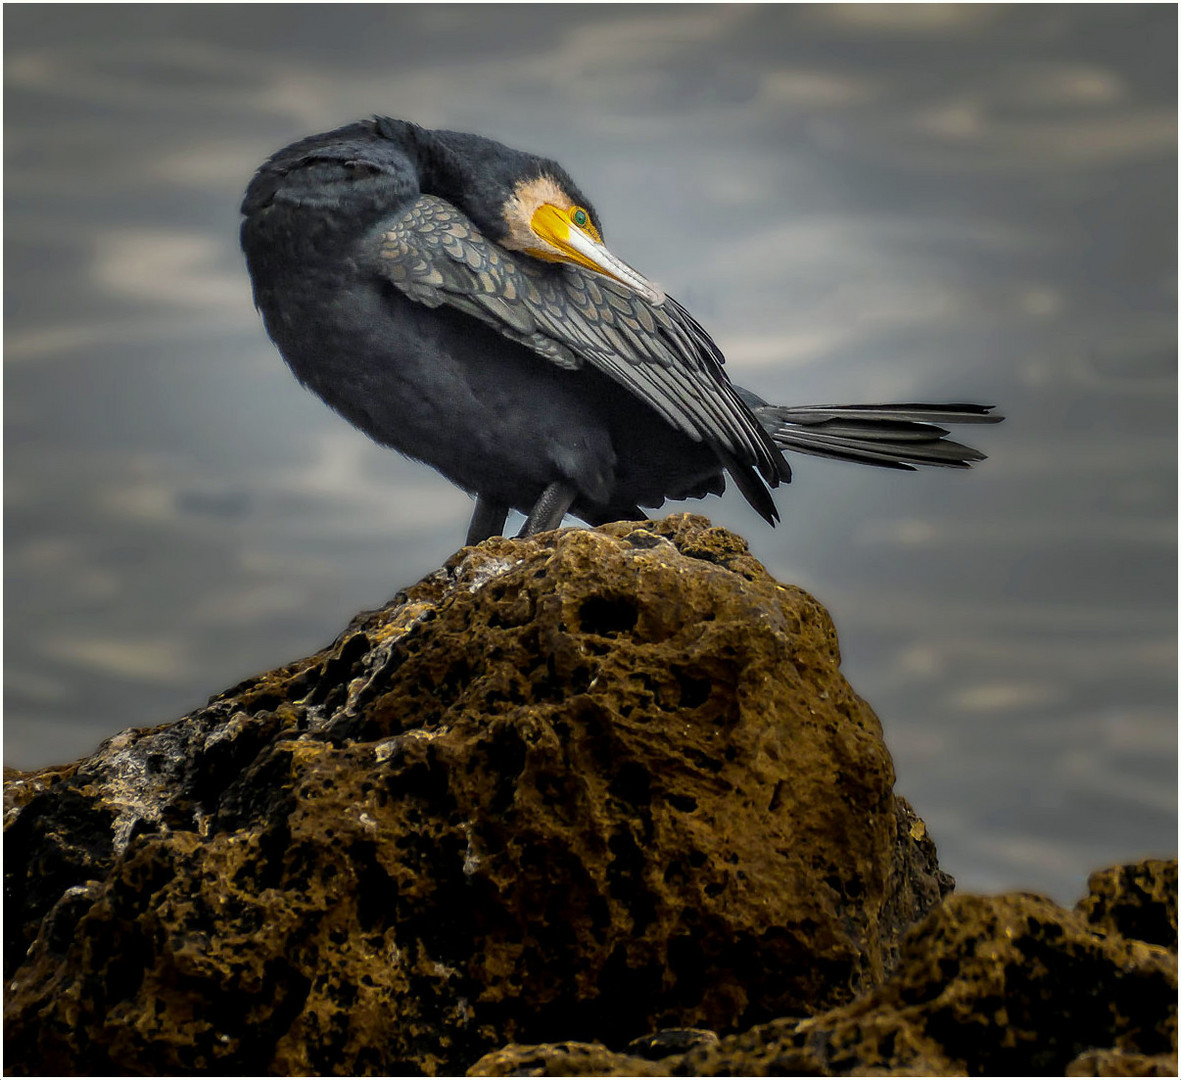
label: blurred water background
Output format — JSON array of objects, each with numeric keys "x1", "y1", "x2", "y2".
[{"x1": 5, "y1": 4, "x2": 1176, "y2": 903}]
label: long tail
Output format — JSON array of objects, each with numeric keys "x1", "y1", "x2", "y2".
[{"x1": 737, "y1": 391, "x2": 1004, "y2": 471}]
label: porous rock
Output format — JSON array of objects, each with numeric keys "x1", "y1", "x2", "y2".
[
  {"x1": 4, "y1": 515, "x2": 950, "y2": 1076},
  {"x1": 469, "y1": 859, "x2": 1178, "y2": 1077},
  {"x1": 1076, "y1": 858, "x2": 1177, "y2": 950}
]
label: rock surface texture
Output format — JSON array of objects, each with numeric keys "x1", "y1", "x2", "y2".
[
  {"x1": 5, "y1": 516, "x2": 951, "y2": 1076},
  {"x1": 471, "y1": 858, "x2": 1179, "y2": 1077}
]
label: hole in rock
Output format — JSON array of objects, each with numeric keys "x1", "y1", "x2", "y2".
[
  {"x1": 608, "y1": 762, "x2": 651, "y2": 809},
  {"x1": 578, "y1": 595, "x2": 639, "y2": 636},
  {"x1": 674, "y1": 668, "x2": 712, "y2": 709}
]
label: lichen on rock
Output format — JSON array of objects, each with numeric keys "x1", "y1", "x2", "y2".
[{"x1": 4, "y1": 516, "x2": 950, "y2": 1076}]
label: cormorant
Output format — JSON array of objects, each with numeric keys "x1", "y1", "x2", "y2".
[{"x1": 241, "y1": 118, "x2": 1001, "y2": 546}]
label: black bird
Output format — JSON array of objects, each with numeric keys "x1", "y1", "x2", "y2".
[{"x1": 241, "y1": 118, "x2": 1001, "y2": 546}]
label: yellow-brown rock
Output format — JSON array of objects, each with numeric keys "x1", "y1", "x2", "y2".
[
  {"x1": 469, "y1": 859, "x2": 1178, "y2": 1077},
  {"x1": 1077, "y1": 858, "x2": 1177, "y2": 950},
  {"x1": 4, "y1": 516, "x2": 950, "y2": 1075}
]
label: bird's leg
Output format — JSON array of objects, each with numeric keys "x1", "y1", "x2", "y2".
[
  {"x1": 518, "y1": 480, "x2": 578, "y2": 537},
  {"x1": 466, "y1": 496, "x2": 510, "y2": 546}
]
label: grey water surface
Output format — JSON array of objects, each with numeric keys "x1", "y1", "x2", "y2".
[{"x1": 5, "y1": 4, "x2": 1176, "y2": 903}]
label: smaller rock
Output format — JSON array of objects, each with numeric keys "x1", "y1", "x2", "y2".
[
  {"x1": 469, "y1": 859, "x2": 1178, "y2": 1077},
  {"x1": 692, "y1": 889, "x2": 1178, "y2": 1076},
  {"x1": 1066, "y1": 1048, "x2": 1181, "y2": 1077},
  {"x1": 1077, "y1": 859, "x2": 1177, "y2": 950},
  {"x1": 625, "y1": 1028, "x2": 719, "y2": 1059},
  {"x1": 467, "y1": 1041, "x2": 666, "y2": 1077}
]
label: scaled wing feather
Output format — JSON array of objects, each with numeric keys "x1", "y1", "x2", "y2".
[{"x1": 376, "y1": 196, "x2": 785, "y2": 494}]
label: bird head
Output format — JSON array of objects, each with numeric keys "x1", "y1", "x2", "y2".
[
  {"x1": 497, "y1": 174, "x2": 665, "y2": 306},
  {"x1": 425, "y1": 125, "x2": 666, "y2": 306},
  {"x1": 244, "y1": 119, "x2": 667, "y2": 306}
]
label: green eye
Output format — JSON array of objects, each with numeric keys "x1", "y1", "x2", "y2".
[{"x1": 572, "y1": 208, "x2": 588, "y2": 227}]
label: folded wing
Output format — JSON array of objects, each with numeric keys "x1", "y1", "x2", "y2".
[{"x1": 374, "y1": 195, "x2": 786, "y2": 521}]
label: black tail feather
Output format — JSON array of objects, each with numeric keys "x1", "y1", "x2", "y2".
[{"x1": 749, "y1": 401, "x2": 1003, "y2": 471}]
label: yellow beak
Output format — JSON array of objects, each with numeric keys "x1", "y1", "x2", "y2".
[{"x1": 530, "y1": 204, "x2": 665, "y2": 305}]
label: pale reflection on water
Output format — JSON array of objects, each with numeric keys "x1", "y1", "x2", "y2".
[{"x1": 5, "y1": 5, "x2": 1176, "y2": 902}]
